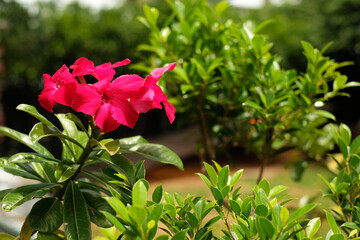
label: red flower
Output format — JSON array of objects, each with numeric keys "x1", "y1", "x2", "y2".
[
  {"x1": 131, "y1": 63, "x2": 176, "y2": 123},
  {"x1": 39, "y1": 58, "x2": 176, "y2": 132},
  {"x1": 38, "y1": 65, "x2": 77, "y2": 112},
  {"x1": 70, "y1": 57, "x2": 131, "y2": 82},
  {"x1": 72, "y1": 74, "x2": 145, "y2": 132}
]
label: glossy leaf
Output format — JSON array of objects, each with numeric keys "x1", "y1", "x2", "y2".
[
  {"x1": 132, "y1": 180, "x2": 147, "y2": 206},
  {"x1": 63, "y1": 181, "x2": 91, "y2": 240},
  {"x1": 2, "y1": 183, "x2": 58, "y2": 211},
  {"x1": 0, "y1": 126, "x2": 53, "y2": 157},
  {"x1": 29, "y1": 197, "x2": 63, "y2": 232},
  {"x1": 16, "y1": 104, "x2": 54, "y2": 126},
  {"x1": 288, "y1": 203, "x2": 316, "y2": 224},
  {"x1": 152, "y1": 184, "x2": 163, "y2": 204},
  {"x1": 120, "y1": 143, "x2": 183, "y2": 170},
  {"x1": 306, "y1": 217, "x2": 321, "y2": 238},
  {"x1": 82, "y1": 191, "x2": 114, "y2": 228}
]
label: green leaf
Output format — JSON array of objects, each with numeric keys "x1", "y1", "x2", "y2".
[
  {"x1": 2, "y1": 183, "x2": 58, "y2": 211},
  {"x1": 104, "y1": 197, "x2": 130, "y2": 222},
  {"x1": 152, "y1": 184, "x2": 163, "y2": 204},
  {"x1": 288, "y1": 203, "x2": 316, "y2": 224},
  {"x1": 217, "y1": 165, "x2": 229, "y2": 189},
  {"x1": 313, "y1": 110, "x2": 336, "y2": 121},
  {"x1": 329, "y1": 234, "x2": 345, "y2": 240},
  {"x1": 100, "y1": 211, "x2": 125, "y2": 232},
  {"x1": 306, "y1": 217, "x2": 321, "y2": 238},
  {"x1": 196, "y1": 173, "x2": 213, "y2": 188},
  {"x1": 258, "y1": 178, "x2": 270, "y2": 195},
  {"x1": 215, "y1": 1, "x2": 228, "y2": 16},
  {"x1": 63, "y1": 181, "x2": 91, "y2": 240},
  {"x1": 0, "y1": 233, "x2": 15, "y2": 240},
  {"x1": 252, "y1": 35, "x2": 265, "y2": 53},
  {"x1": 269, "y1": 185, "x2": 288, "y2": 197},
  {"x1": 119, "y1": 135, "x2": 148, "y2": 145},
  {"x1": 30, "y1": 123, "x2": 84, "y2": 149},
  {"x1": 9, "y1": 152, "x2": 60, "y2": 165},
  {"x1": 229, "y1": 169, "x2": 243, "y2": 187},
  {"x1": 55, "y1": 160, "x2": 80, "y2": 183},
  {"x1": 301, "y1": 41, "x2": 315, "y2": 61},
  {"x1": 204, "y1": 162, "x2": 218, "y2": 186},
  {"x1": 120, "y1": 143, "x2": 183, "y2": 170},
  {"x1": 0, "y1": 126, "x2": 53, "y2": 157},
  {"x1": 339, "y1": 123, "x2": 351, "y2": 146},
  {"x1": 29, "y1": 197, "x2": 63, "y2": 232},
  {"x1": 350, "y1": 135, "x2": 360, "y2": 154},
  {"x1": 255, "y1": 204, "x2": 268, "y2": 217},
  {"x1": 82, "y1": 191, "x2": 114, "y2": 228},
  {"x1": 171, "y1": 230, "x2": 188, "y2": 240},
  {"x1": 280, "y1": 207, "x2": 289, "y2": 225},
  {"x1": 37, "y1": 231, "x2": 64, "y2": 240},
  {"x1": 325, "y1": 210, "x2": 340, "y2": 234},
  {"x1": 132, "y1": 180, "x2": 147, "y2": 206},
  {"x1": 16, "y1": 104, "x2": 54, "y2": 126},
  {"x1": 243, "y1": 100, "x2": 263, "y2": 110},
  {"x1": 210, "y1": 186, "x2": 223, "y2": 206},
  {"x1": 65, "y1": 113, "x2": 89, "y2": 135},
  {"x1": 98, "y1": 139, "x2": 120, "y2": 156},
  {"x1": 258, "y1": 216, "x2": 275, "y2": 238}
]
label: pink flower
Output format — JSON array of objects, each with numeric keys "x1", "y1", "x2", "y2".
[
  {"x1": 39, "y1": 58, "x2": 176, "y2": 133},
  {"x1": 72, "y1": 74, "x2": 145, "y2": 132},
  {"x1": 131, "y1": 63, "x2": 176, "y2": 123},
  {"x1": 38, "y1": 65, "x2": 77, "y2": 112},
  {"x1": 70, "y1": 57, "x2": 130, "y2": 82}
]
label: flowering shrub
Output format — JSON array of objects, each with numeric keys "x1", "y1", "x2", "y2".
[{"x1": 0, "y1": 58, "x2": 182, "y2": 240}]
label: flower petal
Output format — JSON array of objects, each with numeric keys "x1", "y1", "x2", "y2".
[
  {"x1": 150, "y1": 62, "x2": 176, "y2": 82},
  {"x1": 71, "y1": 84, "x2": 102, "y2": 116},
  {"x1": 94, "y1": 103, "x2": 120, "y2": 132},
  {"x1": 109, "y1": 98, "x2": 139, "y2": 129},
  {"x1": 110, "y1": 74, "x2": 145, "y2": 98}
]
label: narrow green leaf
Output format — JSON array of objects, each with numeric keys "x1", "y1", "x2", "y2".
[
  {"x1": 104, "y1": 197, "x2": 130, "y2": 222},
  {"x1": 16, "y1": 104, "x2": 54, "y2": 126},
  {"x1": 29, "y1": 197, "x2": 63, "y2": 232},
  {"x1": 0, "y1": 126, "x2": 52, "y2": 157},
  {"x1": 243, "y1": 100, "x2": 263, "y2": 110},
  {"x1": 2, "y1": 183, "x2": 58, "y2": 211},
  {"x1": 196, "y1": 173, "x2": 213, "y2": 188},
  {"x1": 288, "y1": 203, "x2": 316, "y2": 224},
  {"x1": 325, "y1": 210, "x2": 340, "y2": 234},
  {"x1": 229, "y1": 169, "x2": 243, "y2": 187},
  {"x1": 82, "y1": 191, "x2": 114, "y2": 228},
  {"x1": 63, "y1": 181, "x2": 91, "y2": 240},
  {"x1": 120, "y1": 143, "x2": 183, "y2": 170},
  {"x1": 306, "y1": 217, "x2": 321, "y2": 238},
  {"x1": 313, "y1": 110, "x2": 336, "y2": 121},
  {"x1": 100, "y1": 210, "x2": 126, "y2": 232},
  {"x1": 350, "y1": 135, "x2": 360, "y2": 154},
  {"x1": 339, "y1": 123, "x2": 351, "y2": 146},
  {"x1": 215, "y1": 1, "x2": 228, "y2": 16},
  {"x1": 217, "y1": 165, "x2": 229, "y2": 189},
  {"x1": 204, "y1": 162, "x2": 218, "y2": 186},
  {"x1": 9, "y1": 152, "x2": 60, "y2": 165}
]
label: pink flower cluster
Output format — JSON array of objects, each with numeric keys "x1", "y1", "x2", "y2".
[{"x1": 39, "y1": 57, "x2": 176, "y2": 132}]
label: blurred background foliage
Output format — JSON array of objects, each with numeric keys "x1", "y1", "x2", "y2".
[
  {"x1": 249, "y1": 0, "x2": 360, "y2": 125},
  {"x1": 0, "y1": 0, "x2": 359, "y2": 154}
]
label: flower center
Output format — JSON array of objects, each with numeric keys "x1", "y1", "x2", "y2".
[{"x1": 101, "y1": 93, "x2": 109, "y2": 104}]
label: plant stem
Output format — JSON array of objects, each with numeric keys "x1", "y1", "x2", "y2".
[{"x1": 197, "y1": 89, "x2": 216, "y2": 167}]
